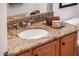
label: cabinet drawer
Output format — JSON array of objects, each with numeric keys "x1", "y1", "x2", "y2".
[{"x1": 33, "y1": 40, "x2": 60, "y2": 56}]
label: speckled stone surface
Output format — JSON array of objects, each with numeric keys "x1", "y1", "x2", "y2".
[
  {"x1": 7, "y1": 22, "x2": 79, "y2": 56},
  {"x1": 7, "y1": 12, "x2": 53, "y2": 29}
]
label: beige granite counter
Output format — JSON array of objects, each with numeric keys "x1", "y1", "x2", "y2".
[{"x1": 7, "y1": 21, "x2": 79, "y2": 56}]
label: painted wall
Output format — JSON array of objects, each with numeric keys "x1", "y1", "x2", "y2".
[
  {"x1": 7, "y1": 3, "x2": 79, "y2": 20},
  {"x1": 53, "y1": 3, "x2": 79, "y2": 20},
  {"x1": 0, "y1": 3, "x2": 7, "y2": 56},
  {"x1": 7, "y1": 3, "x2": 47, "y2": 16}
]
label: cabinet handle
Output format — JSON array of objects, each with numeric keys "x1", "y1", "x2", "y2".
[{"x1": 62, "y1": 42, "x2": 65, "y2": 45}]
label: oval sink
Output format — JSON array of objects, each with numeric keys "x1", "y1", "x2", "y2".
[{"x1": 18, "y1": 29, "x2": 49, "y2": 40}]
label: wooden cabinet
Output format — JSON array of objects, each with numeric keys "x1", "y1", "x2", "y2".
[
  {"x1": 33, "y1": 40, "x2": 60, "y2": 56},
  {"x1": 61, "y1": 33, "x2": 77, "y2": 56}
]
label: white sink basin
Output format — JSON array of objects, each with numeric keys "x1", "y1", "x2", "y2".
[{"x1": 18, "y1": 29, "x2": 49, "y2": 40}]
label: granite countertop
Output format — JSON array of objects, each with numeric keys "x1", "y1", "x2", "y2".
[{"x1": 7, "y1": 21, "x2": 79, "y2": 56}]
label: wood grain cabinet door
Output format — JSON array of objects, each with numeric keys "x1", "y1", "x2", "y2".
[
  {"x1": 61, "y1": 33, "x2": 77, "y2": 56},
  {"x1": 33, "y1": 40, "x2": 60, "y2": 56}
]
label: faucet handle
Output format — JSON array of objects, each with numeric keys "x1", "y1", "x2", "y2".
[
  {"x1": 13, "y1": 23, "x2": 19, "y2": 30},
  {"x1": 27, "y1": 22, "x2": 31, "y2": 27},
  {"x1": 26, "y1": 20, "x2": 33, "y2": 29}
]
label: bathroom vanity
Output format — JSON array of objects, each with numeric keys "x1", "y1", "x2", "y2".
[
  {"x1": 7, "y1": 22, "x2": 79, "y2": 56},
  {"x1": 6, "y1": 11, "x2": 79, "y2": 56}
]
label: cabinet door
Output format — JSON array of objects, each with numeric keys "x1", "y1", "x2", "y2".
[
  {"x1": 61, "y1": 33, "x2": 77, "y2": 56},
  {"x1": 33, "y1": 40, "x2": 60, "y2": 56},
  {"x1": 17, "y1": 50, "x2": 32, "y2": 56}
]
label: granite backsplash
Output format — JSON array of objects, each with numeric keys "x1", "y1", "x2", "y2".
[{"x1": 7, "y1": 11, "x2": 53, "y2": 29}]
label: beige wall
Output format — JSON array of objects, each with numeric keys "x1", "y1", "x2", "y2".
[
  {"x1": 0, "y1": 3, "x2": 7, "y2": 56},
  {"x1": 53, "y1": 3, "x2": 79, "y2": 20},
  {"x1": 7, "y1": 3, "x2": 47, "y2": 16}
]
